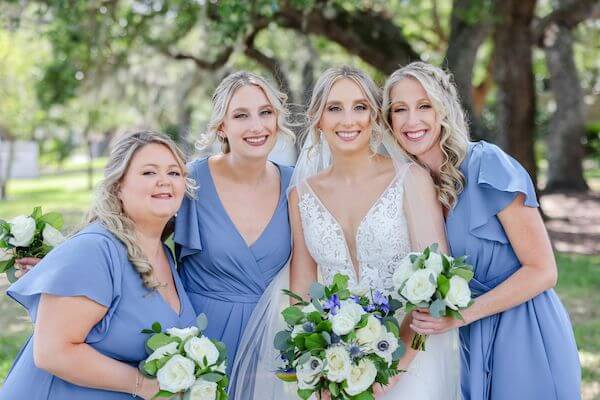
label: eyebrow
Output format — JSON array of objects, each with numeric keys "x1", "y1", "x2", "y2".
[
  {"x1": 230, "y1": 104, "x2": 273, "y2": 113},
  {"x1": 141, "y1": 163, "x2": 181, "y2": 168},
  {"x1": 325, "y1": 98, "x2": 369, "y2": 106},
  {"x1": 391, "y1": 98, "x2": 430, "y2": 105}
]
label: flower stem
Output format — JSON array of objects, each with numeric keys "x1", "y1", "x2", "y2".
[{"x1": 411, "y1": 333, "x2": 427, "y2": 351}]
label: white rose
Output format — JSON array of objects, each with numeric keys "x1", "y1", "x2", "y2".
[
  {"x1": 0, "y1": 247, "x2": 15, "y2": 262},
  {"x1": 302, "y1": 303, "x2": 318, "y2": 314},
  {"x1": 167, "y1": 326, "x2": 199, "y2": 341},
  {"x1": 392, "y1": 253, "x2": 419, "y2": 288},
  {"x1": 42, "y1": 224, "x2": 65, "y2": 248},
  {"x1": 214, "y1": 361, "x2": 227, "y2": 373},
  {"x1": 185, "y1": 379, "x2": 217, "y2": 400},
  {"x1": 157, "y1": 354, "x2": 196, "y2": 393},
  {"x1": 331, "y1": 301, "x2": 365, "y2": 336},
  {"x1": 8, "y1": 216, "x2": 36, "y2": 247},
  {"x1": 424, "y1": 252, "x2": 444, "y2": 277},
  {"x1": 444, "y1": 276, "x2": 472, "y2": 310},
  {"x1": 356, "y1": 315, "x2": 383, "y2": 349},
  {"x1": 350, "y1": 281, "x2": 370, "y2": 296},
  {"x1": 296, "y1": 356, "x2": 323, "y2": 390},
  {"x1": 401, "y1": 269, "x2": 436, "y2": 304},
  {"x1": 324, "y1": 346, "x2": 351, "y2": 383},
  {"x1": 184, "y1": 336, "x2": 219, "y2": 368},
  {"x1": 147, "y1": 341, "x2": 179, "y2": 363},
  {"x1": 372, "y1": 331, "x2": 399, "y2": 365},
  {"x1": 345, "y1": 358, "x2": 377, "y2": 396}
]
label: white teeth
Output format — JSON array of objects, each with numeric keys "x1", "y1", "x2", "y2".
[
  {"x1": 244, "y1": 136, "x2": 267, "y2": 144},
  {"x1": 405, "y1": 130, "x2": 426, "y2": 140},
  {"x1": 336, "y1": 131, "x2": 360, "y2": 139}
]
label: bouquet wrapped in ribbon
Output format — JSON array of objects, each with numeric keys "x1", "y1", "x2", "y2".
[
  {"x1": 392, "y1": 244, "x2": 474, "y2": 350},
  {"x1": 274, "y1": 273, "x2": 405, "y2": 400},
  {"x1": 140, "y1": 314, "x2": 228, "y2": 400},
  {"x1": 0, "y1": 206, "x2": 65, "y2": 282}
]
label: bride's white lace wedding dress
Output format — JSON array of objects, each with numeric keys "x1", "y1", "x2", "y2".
[{"x1": 296, "y1": 165, "x2": 461, "y2": 400}]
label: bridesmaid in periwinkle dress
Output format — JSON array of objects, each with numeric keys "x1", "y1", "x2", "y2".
[
  {"x1": 383, "y1": 62, "x2": 581, "y2": 400},
  {"x1": 0, "y1": 132, "x2": 197, "y2": 399},
  {"x1": 174, "y1": 71, "x2": 294, "y2": 377}
]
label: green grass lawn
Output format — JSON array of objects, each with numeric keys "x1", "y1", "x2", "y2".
[{"x1": 0, "y1": 169, "x2": 598, "y2": 398}]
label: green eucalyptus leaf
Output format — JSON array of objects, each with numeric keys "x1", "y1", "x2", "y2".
[
  {"x1": 196, "y1": 313, "x2": 209, "y2": 332},
  {"x1": 274, "y1": 330, "x2": 292, "y2": 351},
  {"x1": 309, "y1": 282, "x2": 326, "y2": 300},
  {"x1": 429, "y1": 299, "x2": 447, "y2": 318},
  {"x1": 6, "y1": 266, "x2": 18, "y2": 283},
  {"x1": 282, "y1": 306, "x2": 305, "y2": 326},
  {"x1": 146, "y1": 333, "x2": 179, "y2": 351},
  {"x1": 199, "y1": 372, "x2": 225, "y2": 382},
  {"x1": 282, "y1": 289, "x2": 306, "y2": 303}
]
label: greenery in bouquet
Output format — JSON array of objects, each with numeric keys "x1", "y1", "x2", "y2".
[
  {"x1": 274, "y1": 273, "x2": 406, "y2": 400},
  {"x1": 392, "y1": 244, "x2": 475, "y2": 351},
  {"x1": 0, "y1": 206, "x2": 65, "y2": 282},
  {"x1": 140, "y1": 314, "x2": 228, "y2": 400}
]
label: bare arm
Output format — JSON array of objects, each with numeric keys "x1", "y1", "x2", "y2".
[
  {"x1": 288, "y1": 188, "x2": 318, "y2": 300},
  {"x1": 34, "y1": 294, "x2": 159, "y2": 399},
  {"x1": 411, "y1": 194, "x2": 557, "y2": 334}
]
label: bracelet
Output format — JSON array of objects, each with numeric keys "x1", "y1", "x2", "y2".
[{"x1": 132, "y1": 372, "x2": 143, "y2": 398}]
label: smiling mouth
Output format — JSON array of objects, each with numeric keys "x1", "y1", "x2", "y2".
[
  {"x1": 403, "y1": 129, "x2": 427, "y2": 141},
  {"x1": 335, "y1": 130, "x2": 360, "y2": 142},
  {"x1": 151, "y1": 193, "x2": 173, "y2": 199},
  {"x1": 243, "y1": 135, "x2": 269, "y2": 146}
]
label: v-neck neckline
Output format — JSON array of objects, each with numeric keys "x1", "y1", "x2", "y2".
[
  {"x1": 304, "y1": 173, "x2": 399, "y2": 280},
  {"x1": 206, "y1": 158, "x2": 284, "y2": 250},
  {"x1": 157, "y1": 246, "x2": 184, "y2": 317}
]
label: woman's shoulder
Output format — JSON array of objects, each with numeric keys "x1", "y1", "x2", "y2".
[{"x1": 187, "y1": 157, "x2": 210, "y2": 177}]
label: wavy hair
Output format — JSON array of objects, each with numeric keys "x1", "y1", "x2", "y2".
[
  {"x1": 196, "y1": 71, "x2": 295, "y2": 153},
  {"x1": 87, "y1": 131, "x2": 195, "y2": 290},
  {"x1": 382, "y1": 62, "x2": 469, "y2": 209},
  {"x1": 304, "y1": 65, "x2": 384, "y2": 155}
]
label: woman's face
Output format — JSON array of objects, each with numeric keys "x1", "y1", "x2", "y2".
[
  {"x1": 389, "y1": 77, "x2": 442, "y2": 165},
  {"x1": 118, "y1": 143, "x2": 186, "y2": 226},
  {"x1": 220, "y1": 84, "x2": 278, "y2": 160},
  {"x1": 318, "y1": 78, "x2": 373, "y2": 156}
]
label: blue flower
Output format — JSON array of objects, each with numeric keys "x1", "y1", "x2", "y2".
[
  {"x1": 349, "y1": 295, "x2": 361, "y2": 304},
  {"x1": 302, "y1": 322, "x2": 316, "y2": 333},
  {"x1": 323, "y1": 294, "x2": 341, "y2": 315},
  {"x1": 373, "y1": 291, "x2": 390, "y2": 314},
  {"x1": 348, "y1": 342, "x2": 365, "y2": 360},
  {"x1": 365, "y1": 304, "x2": 376, "y2": 312}
]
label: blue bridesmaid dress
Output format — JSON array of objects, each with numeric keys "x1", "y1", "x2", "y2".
[
  {"x1": 446, "y1": 141, "x2": 581, "y2": 400},
  {"x1": 174, "y1": 158, "x2": 293, "y2": 376},
  {"x1": 0, "y1": 223, "x2": 197, "y2": 400}
]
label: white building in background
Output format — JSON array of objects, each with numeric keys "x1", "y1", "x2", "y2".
[{"x1": 0, "y1": 141, "x2": 39, "y2": 179}]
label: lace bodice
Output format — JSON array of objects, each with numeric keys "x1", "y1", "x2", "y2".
[{"x1": 297, "y1": 169, "x2": 412, "y2": 294}]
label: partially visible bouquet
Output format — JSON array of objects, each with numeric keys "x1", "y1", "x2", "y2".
[
  {"x1": 139, "y1": 314, "x2": 228, "y2": 400},
  {"x1": 392, "y1": 244, "x2": 474, "y2": 351},
  {"x1": 274, "y1": 273, "x2": 405, "y2": 400},
  {"x1": 0, "y1": 207, "x2": 65, "y2": 282}
]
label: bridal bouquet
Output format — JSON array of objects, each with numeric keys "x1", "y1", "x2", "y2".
[
  {"x1": 274, "y1": 273, "x2": 405, "y2": 400},
  {"x1": 392, "y1": 244, "x2": 474, "y2": 351},
  {"x1": 0, "y1": 207, "x2": 65, "y2": 282},
  {"x1": 140, "y1": 314, "x2": 228, "y2": 400}
]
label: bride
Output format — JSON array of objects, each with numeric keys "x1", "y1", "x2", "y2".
[{"x1": 230, "y1": 66, "x2": 460, "y2": 399}]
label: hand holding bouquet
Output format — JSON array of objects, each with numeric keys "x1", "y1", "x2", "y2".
[
  {"x1": 392, "y1": 244, "x2": 474, "y2": 351},
  {"x1": 274, "y1": 273, "x2": 405, "y2": 400},
  {"x1": 140, "y1": 314, "x2": 228, "y2": 400},
  {"x1": 0, "y1": 207, "x2": 65, "y2": 282}
]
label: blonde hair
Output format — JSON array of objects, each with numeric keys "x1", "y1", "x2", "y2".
[
  {"x1": 382, "y1": 62, "x2": 469, "y2": 209},
  {"x1": 87, "y1": 131, "x2": 196, "y2": 290},
  {"x1": 304, "y1": 66, "x2": 384, "y2": 155},
  {"x1": 196, "y1": 71, "x2": 295, "y2": 153}
]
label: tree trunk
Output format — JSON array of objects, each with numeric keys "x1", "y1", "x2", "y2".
[
  {"x1": 492, "y1": 0, "x2": 538, "y2": 186},
  {"x1": 0, "y1": 138, "x2": 16, "y2": 200},
  {"x1": 86, "y1": 137, "x2": 94, "y2": 191},
  {"x1": 445, "y1": 0, "x2": 492, "y2": 141},
  {"x1": 543, "y1": 0, "x2": 589, "y2": 192}
]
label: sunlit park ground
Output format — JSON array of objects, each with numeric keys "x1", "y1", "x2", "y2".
[{"x1": 0, "y1": 157, "x2": 599, "y2": 399}]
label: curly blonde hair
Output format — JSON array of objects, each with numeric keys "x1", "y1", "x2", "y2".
[
  {"x1": 87, "y1": 131, "x2": 196, "y2": 290},
  {"x1": 382, "y1": 62, "x2": 469, "y2": 209},
  {"x1": 304, "y1": 66, "x2": 385, "y2": 156},
  {"x1": 196, "y1": 71, "x2": 295, "y2": 153}
]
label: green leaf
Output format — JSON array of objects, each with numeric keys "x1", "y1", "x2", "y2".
[
  {"x1": 31, "y1": 206, "x2": 42, "y2": 220},
  {"x1": 404, "y1": 303, "x2": 417, "y2": 314},
  {"x1": 384, "y1": 320, "x2": 400, "y2": 338},
  {"x1": 199, "y1": 372, "x2": 225, "y2": 382},
  {"x1": 282, "y1": 306, "x2": 305, "y2": 326},
  {"x1": 274, "y1": 331, "x2": 292, "y2": 351},
  {"x1": 309, "y1": 282, "x2": 326, "y2": 299},
  {"x1": 311, "y1": 298, "x2": 324, "y2": 313},
  {"x1": 437, "y1": 274, "x2": 450, "y2": 298},
  {"x1": 388, "y1": 298, "x2": 403, "y2": 313},
  {"x1": 282, "y1": 289, "x2": 306, "y2": 303},
  {"x1": 451, "y1": 268, "x2": 474, "y2": 282},
  {"x1": 142, "y1": 359, "x2": 158, "y2": 376},
  {"x1": 429, "y1": 299, "x2": 447, "y2": 318},
  {"x1": 152, "y1": 322, "x2": 162, "y2": 333},
  {"x1": 332, "y1": 273, "x2": 349, "y2": 290},
  {"x1": 196, "y1": 313, "x2": 208, "y2": 332},
  {"x1": 350, "y1": 390, "x2": 374, "y2": 400},
  {"x1": 442, "y1": 254, "x2": 451, "y2": 271},
  {"x1": 307, "y1": 311, "x2": 323, "y2": 325},
  {"x1": 0, "y1": 258, "x2": 15, "y2": 273},
  {"x1": 297, "y1": 389, "x2": 315, "y2": 400},
  {"x1": 356, "y1": 314, "x2": 369, "y2": 329},
  {"x1": 153, "y1": 389, "x2": 176, "y2": 399},
  {"x1": 316, "y1": 320, "x2": 332, "y2": 332},
  {"x1": 305, "y1": 333, "x2": 326, "y2": 350},
  {"x1": 429, "y1": 243, "x2": 439, "y2": 253},
  {"x1": 392, "y1": 341, "x2": 405, "y2": 360},
  {"x1": 321, "y1": 331, "x2": 331, "y2": 345},
  {"x1": 337, "y1": 288, "x2": 351, "y2": 300},
  {"x1": 329, "y1": 381, "x2": 340, "y2": 397},
  {"x1": 141, "y1": 329, "x2": 155, "y2": 334},
  {"x1": 146, "y1": 333, "x2": 179, "y2": 351},
  {"x1": 6, "y1": 266, "x2": 18, "y2": 283},
  {"x1": 447, "y1": 308, "x2": 465, "y2": 321},
  {"x1": 41, "y1": 212, "x2": 64, "y2": 230}
]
